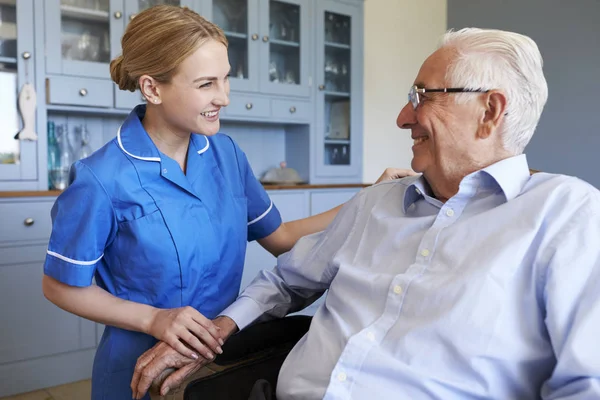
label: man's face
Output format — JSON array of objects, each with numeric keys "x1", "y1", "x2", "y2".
[{"x1": 396, "y1": 48, "x2": 485, "y2": 177}]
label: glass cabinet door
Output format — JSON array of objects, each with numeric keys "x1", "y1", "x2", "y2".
[
  {"x1": 260, "y1": 0, "x2": 309, "y2": 97},
  {"x1": 45, "y1": 0, "x2": 113, "y2": 78},
  {"x1": 0, "y1": 0, "x2": 37, "y2": 182},
  {"x1": 210, "y1": 0, "x2": 259, "y2": 92},
  {"x1": 315, "y1": 1, "x2": 362, "y2": 178}
]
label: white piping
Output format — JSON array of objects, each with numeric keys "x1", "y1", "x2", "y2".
[
  {"x1": 197, "y1": 135, "x2": 210, "y2": 154},
  {"x1": 117, "y1": 125, "x2": 161, "y2": 162},
  {"x1": 47, "y1": 250, "x2": 104, "y2": 266},
  {"x1": 248, "y1": 200, "x2": 273, "y2": 226}
]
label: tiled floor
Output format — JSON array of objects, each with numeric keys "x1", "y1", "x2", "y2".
[{"x1": 0, "y1": 379, "x2": 91, "y2": 400}]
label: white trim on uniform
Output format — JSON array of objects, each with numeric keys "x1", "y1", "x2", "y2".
[
  {"x1": 117, "y1": 125, "x2": 161, "y2": 162},
  {"x1": 47, "y1": 250, "x2": 104, "y2": 266},
  {"x1": 197, "y1": 135, "x2": 210, "y2": 154},
  {"x1": 248, "y1": 200, "x2": 273, "y2": 226}
]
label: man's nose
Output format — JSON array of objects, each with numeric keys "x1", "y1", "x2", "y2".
[{"x1": 396, "y1": 102, "x2": 416, "y2": 129}]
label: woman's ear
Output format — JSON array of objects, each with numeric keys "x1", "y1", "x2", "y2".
[{"x1": 139, "y1": 75, "x2": 162, "y2": 104}]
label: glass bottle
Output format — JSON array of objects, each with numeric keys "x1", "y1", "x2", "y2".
[
  {"x1": 50, "y1": 124, "x2": 73, "y2": 190},
  {"x1": 47, "y1": 122, "x2": 62, "y2": 189}
]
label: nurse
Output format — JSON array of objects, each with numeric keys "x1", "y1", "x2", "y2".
[{"x1": 41, "y1": 5, "x2": 414, "y2": 400}]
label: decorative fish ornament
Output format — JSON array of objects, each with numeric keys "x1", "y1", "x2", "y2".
[{"x1": 15, "y1": 82, "x2": 38, "y2": 141}]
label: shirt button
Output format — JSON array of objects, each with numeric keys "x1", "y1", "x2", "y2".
[
  {"x1": 446, "y1": 209, "x2": 454, "y2": 217},
  {"x1": 421, "y1": 249, "x2": 430, "y2": 257},
  {"x1": 162, "y1": 168, "x2": 168, "y2": 174},
  {"x1": 337, "y1": 372, "x2": 347, "y2": 382},
  {"x1": 366, "y1": 332, "x2": 375, "y2": 341},
  {"x1": 393, "y1": 285, "x2": 402, "y2": 295}
]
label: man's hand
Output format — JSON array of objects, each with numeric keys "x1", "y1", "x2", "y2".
[
  {"x1": 130, "y1": 341, "x2": 209, "y2": 399},
  {"x1": 131, "y1": 316, "x2": 239, "y2": 399},
  {"x1": 375, "y1": 168, "x2": 418, "y2": 184}
]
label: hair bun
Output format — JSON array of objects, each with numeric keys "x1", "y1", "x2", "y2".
[{"x1": 110, "y1": 55, "x2": 137, "y2": 92}]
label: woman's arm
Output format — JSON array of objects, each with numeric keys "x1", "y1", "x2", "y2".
[
  {"x1": 42, "y1": 275, "x2": 223, "y2": 360},
  {"x1": 258, "y1": 168, "x2": 417, "y2": 256}
]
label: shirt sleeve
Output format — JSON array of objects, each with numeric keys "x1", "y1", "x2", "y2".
[
  {"x1": 541, "y1": 191, "x2": 600, "y2": 399},
  {"x1": 221, "y1": 190, "x2": 366, "y2": 330},
  {"x1": 230, "y1": 139, "x2": 282, "y2": 242},
  {"x1": 44, "y1": 161, "x2": 117, "y2": 287}
]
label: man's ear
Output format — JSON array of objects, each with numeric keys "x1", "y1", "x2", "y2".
[{"x1": 478, "y1": 90, "x2": 507, "y2": 139}]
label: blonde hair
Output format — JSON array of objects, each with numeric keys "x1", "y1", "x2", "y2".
[{"x1": 110, "y1": 5, "x2": 228, "y2": 92}]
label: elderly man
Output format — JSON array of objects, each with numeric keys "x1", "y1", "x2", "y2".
[{"x1": 132, "y1": 28, "x2": 600, "y2": 399}]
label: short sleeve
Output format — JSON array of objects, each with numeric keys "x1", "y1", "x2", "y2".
[
  {"x1": 230, "y1": 139, "x2": 282, "y2": 242},
  {"x1": 44, "y1": 161, "x2": 117, "y2": 287}
]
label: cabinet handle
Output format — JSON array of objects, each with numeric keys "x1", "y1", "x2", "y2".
[
  {"x1": 318, "y1": 84, "x2": 325, "y2": 91},
  {"x1": 289, "y1": 106, "x2": 296, "y2": 113},
  {"x1": 22, "y1": 51, "x2": 31, "y2": 60},
  {"x1": 23, "y1": 218, "x2": 34, "y2": 227},
  {"x1": 262, "y1": 35, "x2": 269, "y2": 42},
  {"x1": 114, "y1": 11, "x2": 122, "y2": 19},
  {"x1": 245, "y1": 103, "x2": 253, "y2": 110},
  {"x1": 251, "y1": 33, "x2": 259, "y2": 41},
  {"x1": 129, "y1": 13, "x2": 136, "y2": 21},
  {"x1": 79, "y1": 88, "x2": 88, "y2": 97}
]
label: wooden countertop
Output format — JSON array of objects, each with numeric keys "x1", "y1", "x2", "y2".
[{"x1": 0, "y1": 184, "x2": 369, "y2": 198}]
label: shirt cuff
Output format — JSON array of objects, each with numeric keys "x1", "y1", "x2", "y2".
[
  {"x1": 44, "y1": 253, "x2": 96, "y2": 287},
  {"x1": 219, "y1": 296, "x2": 265, "y2": 331}
]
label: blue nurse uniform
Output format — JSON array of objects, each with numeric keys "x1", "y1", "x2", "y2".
[{"x1": 43, "y1": 105, "x2": 282, "y2": 399}]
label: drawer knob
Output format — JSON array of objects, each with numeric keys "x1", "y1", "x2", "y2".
[
  {"x1": 24, "y1": 218, "x2": 34, "y2": 227},
  {"x1": 318, "y1": 84, "x2": 325, "y2": 91},
  {"x1": 129, "y1": 13, "x2": 136, "y2": 21},
  {"x1": 289, "y1": 106, "x2": 296, "y2": 113},
  {"x1": 114, "y1": 11, "x2": 122, "y2": 19},
  {"x1": 262, "y1": 35, "x2": 269, "y2": 43},
  {"x1": 251, "y1": 33, "x2": 259, "y2": 41},
  {"x1": 245, "y1": 103, "x2": 253, "y2": 110},
  {"x1": 22, "y1": 51, "x2": 31, "y2": 60},
  {"x1": 79, "y1": 88, "x2": 88, "y2": 97}
]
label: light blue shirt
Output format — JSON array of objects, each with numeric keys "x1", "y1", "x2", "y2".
[{"x1": 223, "y1": 155, "x2": 600, "y2": 400}]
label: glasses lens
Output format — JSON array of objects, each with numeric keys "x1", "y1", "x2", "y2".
[{"x1": 409, "y1": 86, "x2": 418, "y2": 109}]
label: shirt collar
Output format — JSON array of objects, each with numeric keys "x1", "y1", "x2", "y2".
[
  {"x1": 117, "y1": 104, "x2": 210, "y2": 162},
  {"x1": 401, "y1": 154, "x2": 531, "y2": 212}
]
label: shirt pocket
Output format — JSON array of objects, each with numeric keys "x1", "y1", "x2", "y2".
[{"x1": 110, "y1": 208, "x2": 181, "y2": 307}]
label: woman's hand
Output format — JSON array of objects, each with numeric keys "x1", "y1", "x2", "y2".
[
  {"x1": 375, "y1": 168, "x2": 418, "y2": 184},
  {"x1": 146, "y1": 306, "x2": 224, "y2": 361}
]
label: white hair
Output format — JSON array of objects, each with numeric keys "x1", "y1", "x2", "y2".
[{"x1": 439, "y1": 28, "x2": 548, "y2": 154}]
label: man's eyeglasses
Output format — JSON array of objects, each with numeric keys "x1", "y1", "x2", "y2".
[{"x1": 408, "y1": 85, "x2": 489, "y2": 109}]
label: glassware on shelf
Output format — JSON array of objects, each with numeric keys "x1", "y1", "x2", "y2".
[
  {"x1": 47, "y1": 122, "x2": 61, "y2": 189},
  {"x1": 75, "y1": 124, "x2": 92, "y2": 160},
  {"x1": 49, "y1": 123, "x2": 74, "y2": 190}
]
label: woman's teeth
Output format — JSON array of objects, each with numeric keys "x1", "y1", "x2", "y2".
[
  {"x1": 201, "y1": 111, "x2": 218, "y2": 117},
  {"x1": 414, "y1": 137, "x2": 429, "y2": 145}
]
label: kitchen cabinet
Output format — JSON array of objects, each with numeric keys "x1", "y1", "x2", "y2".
[{"x1": 0, "y1": 0, "x2": 38, "y2": 185}]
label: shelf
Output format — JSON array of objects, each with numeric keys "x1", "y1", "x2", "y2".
[
  {"x1": 270, "y1": 39, "x2": 300, "y2": 48},
  {"x1": 324, "y1": 139, "x2": 350, "y2": 144},
  {"x1": 224, "y1": 31, "x2": 247, "y2": 40},
  {"x1": 47, "y1": 104, "x2": 129, "y2": 117},
  {"x1": 0, "y1": 56, "x2": 17, "y2": 64},
  {"x1": 325, "y1": 41, "x2": 351, "y2": 50},
  {"x1": 60, "y1": 5, "x2": 109, "y2": 22},
  {"x1": 324, "y1": 90, "x2": 350, "y2": 98}
]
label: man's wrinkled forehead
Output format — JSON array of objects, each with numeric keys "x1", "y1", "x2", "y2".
[{"x1": 414, "y1": 47, "x2": 455, "y2": 87}]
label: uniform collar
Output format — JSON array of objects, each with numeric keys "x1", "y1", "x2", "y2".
[
  {"x1": 117, "y1": 105, "x2": 210, "y2": 162},
  {"x1": 402, "y1": 154, "x2": 531, "y2": 212}
]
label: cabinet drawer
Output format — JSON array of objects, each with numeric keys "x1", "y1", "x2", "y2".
[
  {"x1": 223, "y1": 96, "x2": 270, "y2": 118},
  {"x1": 0, "y1": 201, "x2": 54, "y2": 243},
  {"x1": 271, "y1": 99, "x2": 311, "y2": 121},
  {"x1": 46, "y1": 76, "x2": 113, "y2": 108},
  {"x1": 0, "y1": 244, "x2": 48, "y2": 266}
]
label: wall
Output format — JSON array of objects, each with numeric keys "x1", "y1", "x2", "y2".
[
  {"x1": 362, "y1": 0, "x2": 447, "y2": 183},
  {"x1": 448, "y1": 0, "x2": 600, "y2": 187}
]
